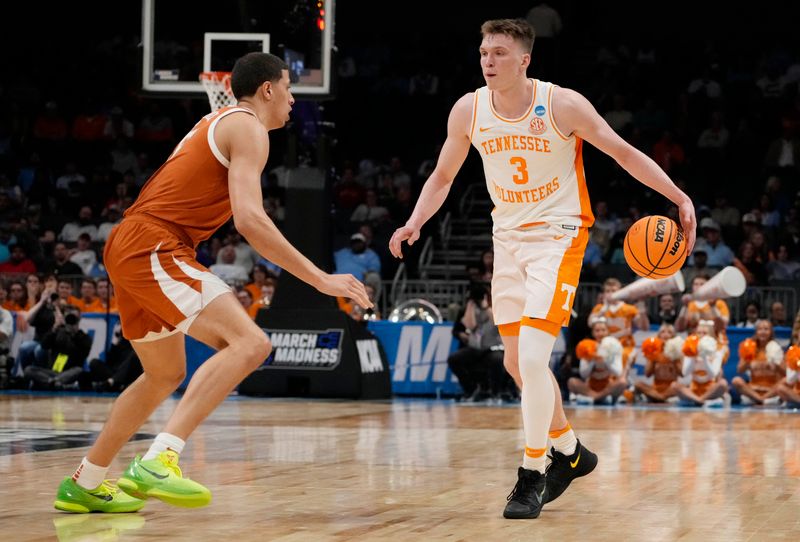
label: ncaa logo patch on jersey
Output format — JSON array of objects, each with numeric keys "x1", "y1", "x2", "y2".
[
  {"x1": 534, "y1": 105, "x2": 546, "y2": 117},
  {"x1": 529, "y1": 117, "x2": 547, "y2": 135}
]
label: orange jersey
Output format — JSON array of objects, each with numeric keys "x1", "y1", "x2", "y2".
[
  {"x1": 590, "y1": 302, "x2": 637, "y2": 347},
  {"x1": 74, "y1": 297, "x2": 105, "y2": 313},
  {"x1": 744, "y1": 348, "x2": 781, "y2": 388},
  {"x1": 244, "y1": 283, "x2": 263, "y2": 304},
  {"x1": 651, "y1": 354, "x2": 680, "y2": 389},
  {"x1": 2, "y1": 300, "x2": 31, "y2": 312},
  {"x1": 786, "y1": 348, "x2": 800, "y2": 393},
  {"x1": 124, "y1": 106, "x2": 256, "y2": 248},
  {"x1": 685, "y1": 299, "x2": 729, "y2": 338}
]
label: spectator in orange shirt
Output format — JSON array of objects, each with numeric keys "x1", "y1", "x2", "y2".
[
  {"x1": 3, "y1": 280, "x2": 30, "y2": 311},
  {"x1": 57, "y1": 279, "x2": 80, "y2": 307},
  {"x1": 96, "y1": 277, "x2": 118, "y2": 313},
  {"x1": 74, "y1": 278, "x2": 104, "y2": 313},
  {"x1": 244, "y1": 264, "x2": 274, "y2": 305},
  {"x1": 236, "y1": 288, "x2": 263, "y2": 320}
]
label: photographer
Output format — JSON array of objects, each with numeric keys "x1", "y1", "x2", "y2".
[
  {"x1": 447, "y1": 283, "x2": 510, "y2": 403},
  {"x1": 11, "y1": 275, "x2": 60, "y2": 381},
  {"x1": 23, "y1": 304, "x2": 91, "y2": 390},
  {"x1": 83, "y1": 324, "x2": 142, "y2": 392}
]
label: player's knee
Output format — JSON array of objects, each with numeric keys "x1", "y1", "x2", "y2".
[
  {"x1": 503, "y1": 354, "x2": 519, "y2": 376},
  {"x1": 731, "y1": 376, "x2": 745, "y2": 390},
  {"x1": 242, "y1": 332, "x2": 272, "y2": 369},
  {"x1": 148, "y1": 364, "x2": 186, "y2": 388}
]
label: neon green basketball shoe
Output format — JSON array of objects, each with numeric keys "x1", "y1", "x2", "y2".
[
  {"x1": 54, "y1": 477, "x2": 146, "y2": 513},
  {"x1": 117, "y1": 450, "x2": 211, "y2": 508}
]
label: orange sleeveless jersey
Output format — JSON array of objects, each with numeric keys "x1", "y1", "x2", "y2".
[
  {"x1": 745, "y1": 347, "x2": 781, "y2": 388},
  {"x1": 124, "y1": 106, "x2": 255, "y2": 247},
  {"x1": 590, "y1": 302, "x2": 637, "y2": 348}
]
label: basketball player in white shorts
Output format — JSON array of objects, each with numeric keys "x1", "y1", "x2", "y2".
[{"x1": 390, "y1": 18, "x2": 696, "y2": 519}]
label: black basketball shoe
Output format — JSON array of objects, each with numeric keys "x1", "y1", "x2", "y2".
[
  {"x1": 543, "y1": 439, "x2": 597, "y2": 504},
  {"x1": 503, "y1": 467, "x2": 547, "y2": 519}
]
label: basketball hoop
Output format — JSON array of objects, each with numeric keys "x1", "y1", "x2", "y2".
[{"x1": 200, "y1": 71, "x2": 236, "y2": 111}]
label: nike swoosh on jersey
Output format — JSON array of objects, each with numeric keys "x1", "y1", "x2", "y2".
[
  {"x1": 479, "y1": 126, "x2": 493, "y2": 132},
  {"x1": 553, "y1": 234, "x2": 566, "y2": 241},
  {"x1": 570, "y1": 450, "x2": 581, "y2": 468},
  {"x1": 140, "y1": 465, "x2": 169, "y2": 479}
]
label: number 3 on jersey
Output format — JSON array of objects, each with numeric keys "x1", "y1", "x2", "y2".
[{"x1": 510, "y1": 156, "x2": 529, "y2": 185}]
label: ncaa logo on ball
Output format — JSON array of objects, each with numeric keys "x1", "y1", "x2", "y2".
[
  {"x1": 529, "y1": 117, "x2": 546, "y2": 135},
  {"x1": 654, "y1": 217, "x2": 666, "y2": 242}
]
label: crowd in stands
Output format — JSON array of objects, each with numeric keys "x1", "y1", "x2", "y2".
[{"x1": 2, "y1": 5, "x2": 800, "y2": 397}]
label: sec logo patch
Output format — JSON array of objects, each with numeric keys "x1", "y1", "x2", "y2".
[{"x1": 529, "y1": 117, "x2": 547, "y2": 135}]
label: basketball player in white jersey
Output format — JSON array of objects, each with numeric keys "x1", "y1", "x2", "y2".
[{"x1": 390, "y1": 19, "x2": 696, "y2": 519}]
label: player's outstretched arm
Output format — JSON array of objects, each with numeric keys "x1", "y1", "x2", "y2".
[
  {"x1": 552, "y1": 87, "x2": 697, "y2": 253},
  {"x1": 223, "y1": 114, "x2": 372, "y2": 309},
  {"x1": 389, "y1": 94, "x2": 473, "y2": 259}
]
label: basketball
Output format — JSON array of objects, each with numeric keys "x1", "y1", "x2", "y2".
[{"x1": 623, "y1": 215, "x2": 687, "y2": 278}]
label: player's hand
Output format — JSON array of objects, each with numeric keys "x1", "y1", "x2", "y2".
[
  {"x1": 678, "y1": 199, "x2": 696, "y2": 254},
  {"x1": 389, "y1": 224, "x2": 421, "y2": 259},
  {"x1": 317, "y1": 273, "x2": 373, "y2": 309}
]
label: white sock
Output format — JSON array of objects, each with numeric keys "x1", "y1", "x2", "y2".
[
  {"x1": 72, "y1": 457, "x2": 109, "y2": 490},
  {"x1": 549, "y1": 424, "x2": 578, "y2": 456},
  {"x1": 142, "y1": 432, "x2": 186, "y2": 461},
  {"x1": 519, "y1": 326, "x2": 556, "y2": 473}
]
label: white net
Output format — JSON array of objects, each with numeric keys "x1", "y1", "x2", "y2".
[{"x1": 200, "y1": 72, "x2": 236, "y2": 111}]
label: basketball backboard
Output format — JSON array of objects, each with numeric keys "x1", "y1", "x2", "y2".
[{"x1": 142, "y1": 0, "x2": 334, "y2": 96}]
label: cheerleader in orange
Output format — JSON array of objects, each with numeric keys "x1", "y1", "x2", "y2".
[
  {"x1": 568, "y1": 318, "x2": 627, "y2": 404},
  {"x1": 672, "y1": 319, "x2": 729, "y2": 406},
  {"x1": 634, "y1": 324, "x2": 683, "y2": 403},
  {"x1": 588, "y1": 278, "x2": 649, "y2": 374},
  {"x1": 731, "y1": 320, "x2": 784, "y2": 405},
  {"x1": 777, "y1": 344, "x2": 800, "y2": 406}
]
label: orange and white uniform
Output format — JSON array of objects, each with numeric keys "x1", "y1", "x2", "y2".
[
  {"x1": 104, "y1": 106, "x2": 253, "y2": 340},
  {"x1": 471, "y1": 79, "x2": 593, "y2": 333},
  {"x1": 741, "y1": 341, "x2": 782, "y2": 389},
  {"x1": 651, "y1": 354, "x2": 680, "y2": 393},
  {"x1": 682, "y1": 336, "x2": 725, "y2": 396},
  {"x1": 577, "y1": 343, "x2": 623, "y2": 392},
  {"x1": 685, "y1": 299, "x2": 729, "y2": 339},
  {"x1": 786, "y1": 346, "x2": 800, "y2": 393},
  {"x1": 589, "y1": 301, "x2": 638, "y2": 367}
]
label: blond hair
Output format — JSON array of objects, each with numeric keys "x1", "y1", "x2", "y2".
[{"x1": 480, "y1": 19, "x2": 535, "y2": 54}]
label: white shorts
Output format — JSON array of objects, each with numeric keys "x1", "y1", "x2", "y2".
[{"x1": 491, "y1": 224, "x2": 588, "y2": 335}]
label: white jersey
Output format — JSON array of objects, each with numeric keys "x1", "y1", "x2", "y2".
[{"x1": 469, "y1": 79, "x2": 594, "y2": 235}]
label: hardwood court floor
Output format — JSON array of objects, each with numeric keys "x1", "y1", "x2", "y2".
[{"x1": 1, "y1": 394, "x2": 800, "y2": 542}]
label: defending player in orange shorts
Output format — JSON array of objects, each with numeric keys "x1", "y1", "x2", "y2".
[{"x1": 53, "y1": 52, "x2": 371, "y2": 514}]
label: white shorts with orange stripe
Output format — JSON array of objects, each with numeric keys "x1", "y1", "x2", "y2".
[
  {"x1": 104, "y1": 218, "x2": 231, "y2": 341},
  {"x1": 492, "y1": 224, "x2": 587, "y2": 336}
]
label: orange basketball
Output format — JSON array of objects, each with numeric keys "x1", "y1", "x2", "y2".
[{"x1": 623, "y1": 215, "x2": 687, "y2": 278}]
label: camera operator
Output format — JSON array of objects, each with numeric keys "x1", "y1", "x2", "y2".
[
  {"x1": 447, "y1": 283, "x2": 509, "y2": 403},
  {"x1": 0, "y1": 303, "x2": 12, "y2": 388},
  {"x1": 83, "y1": 324, "x2": 142, "y2": 392},
  {"x1": 11, "y1": 275, "x2": 60, "y2": 381},
  {"x1": 23, "y1": 304, "x2": 92, "y2": 390}
]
